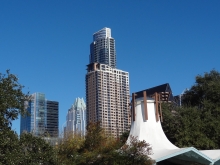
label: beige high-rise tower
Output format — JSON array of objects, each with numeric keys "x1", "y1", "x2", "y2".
[{"x1": 86, "y1": 28, "x2": 131, "y2": 137}]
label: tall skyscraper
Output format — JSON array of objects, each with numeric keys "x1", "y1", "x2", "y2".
[
  {"x1": 89, "y1": 27, "x2": 116, "y2": 68},
  {"x1": 86, "y1": 28, "x2": 130, "y2": 138},
  {"x1": 65, "y1": 97, "x2": 86, "y2": 136},
  {"x1": 46, "y1": 100, "x2": 59, "y2": 137},
  {"x1": 20, "y1": 93, "x2": 59, "y2": 137}
]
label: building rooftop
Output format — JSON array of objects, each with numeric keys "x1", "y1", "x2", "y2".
[
  {"x1": 93, "y1": 27, "x2": 111, "y2": 41},
  {"x1": 135, "y1": 83, "x2": 175, "y2": 103}
]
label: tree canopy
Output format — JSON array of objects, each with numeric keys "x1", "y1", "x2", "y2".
[
  {"x1": 162, "y1": 69, "x2": 220, "y2": 149},
  {"x1": 0, "y1": 70, "x2": 56, "y2": 165},
  {"x1": 0, "y1": 70, "x2": 29, "y2": 130},
  {"x1": 57, "y1": 122, "x2": 153, "y2": 165}
]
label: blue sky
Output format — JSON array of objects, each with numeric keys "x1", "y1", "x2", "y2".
[{"x1": 1, "y1": 0, "x2": 220, "y2": 135}]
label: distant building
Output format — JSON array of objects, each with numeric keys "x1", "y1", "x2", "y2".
[
  {"x1": 86, "y1": 28, "x2": 130, "y2": 138},
  {"x1": 135, "y1": 83, "x2": 176, "y2": 104},
  {"x1": 173, "y1": 95, "x2": 181, "y2": 106},
  {"x1": 65, "y1": 98, "x2": 86, "y2": 136},
  {"x1": 46, "y1": 100, "x2": 59, "y2": 137},
  {"x1": 86, "y1": 63, "x2": 130, "y2": 137},
  {"x1": 89, "y1": 27, "x2": 116, "y2": 68},
  {"x1": 20, "y1": 93, "x2": 59, "y2": 137}
]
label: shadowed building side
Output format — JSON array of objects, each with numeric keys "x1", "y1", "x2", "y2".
[{"x1": 46, "y1": 100, "x2": 59, "y2": 137}]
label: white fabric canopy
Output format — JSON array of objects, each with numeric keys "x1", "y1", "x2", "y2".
[{"x1": 127, "y1": 97, "x2": 220, "y2": 164}]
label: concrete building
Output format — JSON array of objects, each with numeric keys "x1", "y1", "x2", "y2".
[
  {"x1": 20, "y1": 92, "x2": 59, "y2": 137},
  {"x1": 86, "y1": 27, "x2": 131, "y2": 138},
  {"x1": 65, "y1": 97, "x2": 86, "y2": 136},
  {"x1": 86, "y1": 63, "x2": 130, "y2": 137}
]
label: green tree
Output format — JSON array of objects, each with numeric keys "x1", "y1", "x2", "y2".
[
  {"x1": 57, "y1": 132, "x2": 85, "y2": 165},
  {"x1": 0, "y1": 70, "x2": 29, "y2": 130},
  {"x1": 0, "y1": 70, "x2": 56, "y2": 165},
  {"x1": 0, "y1": 70, "x2": 29, "y2": 164},
  {"x1": 57, "y1": 122, "x2": 153, "y2": 165},
  {"x1": 83, "y1": 121, "x2": 105, "y2": 152},
  {"x1": 162, "y1": 70, "x2": 220, "y2": 149},
  {"x1": 160, "y1": 103, "x2": 179, "y2": 145},
  {"x1": 117, "y1": 135, "x2": 153, "y2": 165},
  {"x1": 0, "y1": 129, "x2": 22, "y2": 165},
  {"x1": 182, "y1": 70, "x2": 220, "y2": 107},
  {"x1": 120, "y1": 130, "x2": 130, "y2": 144},
  {"x1": 19, "y1": 133, "x2": 56, "y2": 165}
]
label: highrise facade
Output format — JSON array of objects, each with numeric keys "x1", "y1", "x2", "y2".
[
  {"x1": 86, "y1": 28, "x2": 130, "y2": 138},
  {"x1": 65, "y1": 97, "x2": 86, "y2": 136},
  {"x1": 20, "y1": 93, "x2": 59, "y2": 137},
  {"x1": 46, "y1": 100, "x2": 59, "y2": 137},
  {"x1": 89, "y1": 27, "x2": 116, "y2": 68}
]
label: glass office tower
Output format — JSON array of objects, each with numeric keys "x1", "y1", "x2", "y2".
[
  {"x1": 20, "y1": 93, "x2": 59, "y2": 137},
  {"x1": 46, "y1": 100, "x2": 59, "y2": 137},
  {"x1": 89, "y1": 27, "x2": 116, "y2": 68}
]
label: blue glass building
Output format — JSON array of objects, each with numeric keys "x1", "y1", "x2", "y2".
[
  {"x1": 89, "y1": 27, "x2": 116, "y2": 68},
  {"x1": 20, "y1": 93, "x2": 59, "y2": 137}
]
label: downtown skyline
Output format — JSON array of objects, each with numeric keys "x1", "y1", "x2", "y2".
[{"x1": 0, "y1": 1, "x2": 220, "y2": 134}]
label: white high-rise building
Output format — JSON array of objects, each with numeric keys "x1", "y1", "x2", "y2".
[{"x1": 65, "y1": 98, "x2": 86, "y2": 136}]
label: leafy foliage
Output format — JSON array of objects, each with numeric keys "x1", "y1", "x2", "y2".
[
  {"x1": 84, "y1": 121, "x2": 106, "y2": 152},
  {"x1": 0, "y1": 70, "x2": 28, "y2": 164},
  {"x1": 57, "y1": 122, "x2": 153, "y2": 165},
  {"x1": 0, "y1": 70, "x2": 56, "y2": 165},
  {"x1": 0, "y1": 70, "x2": 29, "y2": 130},
  {"x1": 0, "y1": 129, "x2": 22, "y2": 165},
  {"x1": 182, "y1": 69, "x2": 220, "y2": 107},
  {"x1": 162, "y1": 69, "x2": 220, "y2": 149},
  {"x1": 19, "y1": 133, "x2": 56, "y2": 165},
  {"x1": 120, "y1": 130, "x2": 130, "y2": 144},
  {"x1": 118, "y1": 136, "x2": 153, "y2": 165},
  {"x1": 57, "y1": 132, "x2": 85, "y2": 165}
]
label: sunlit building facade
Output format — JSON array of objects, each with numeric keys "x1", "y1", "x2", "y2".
[
  {"x1": 65, "y1": 97, "x2": 86, "y2": 136},
  {"x1": 86, "y1": 63, "x2": 130, "y2": 137},
  {"x1": 86, "y1": 28, "x2": 131, "y2": 138}
]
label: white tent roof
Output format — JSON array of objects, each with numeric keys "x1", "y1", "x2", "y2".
[{"x1": 127, "y1": 96, "x2": 220, "y2": 164}]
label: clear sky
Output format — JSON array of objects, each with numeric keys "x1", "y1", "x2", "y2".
[{"x1": 1, "y1": 0, "x2": 220, "y2": 135}]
